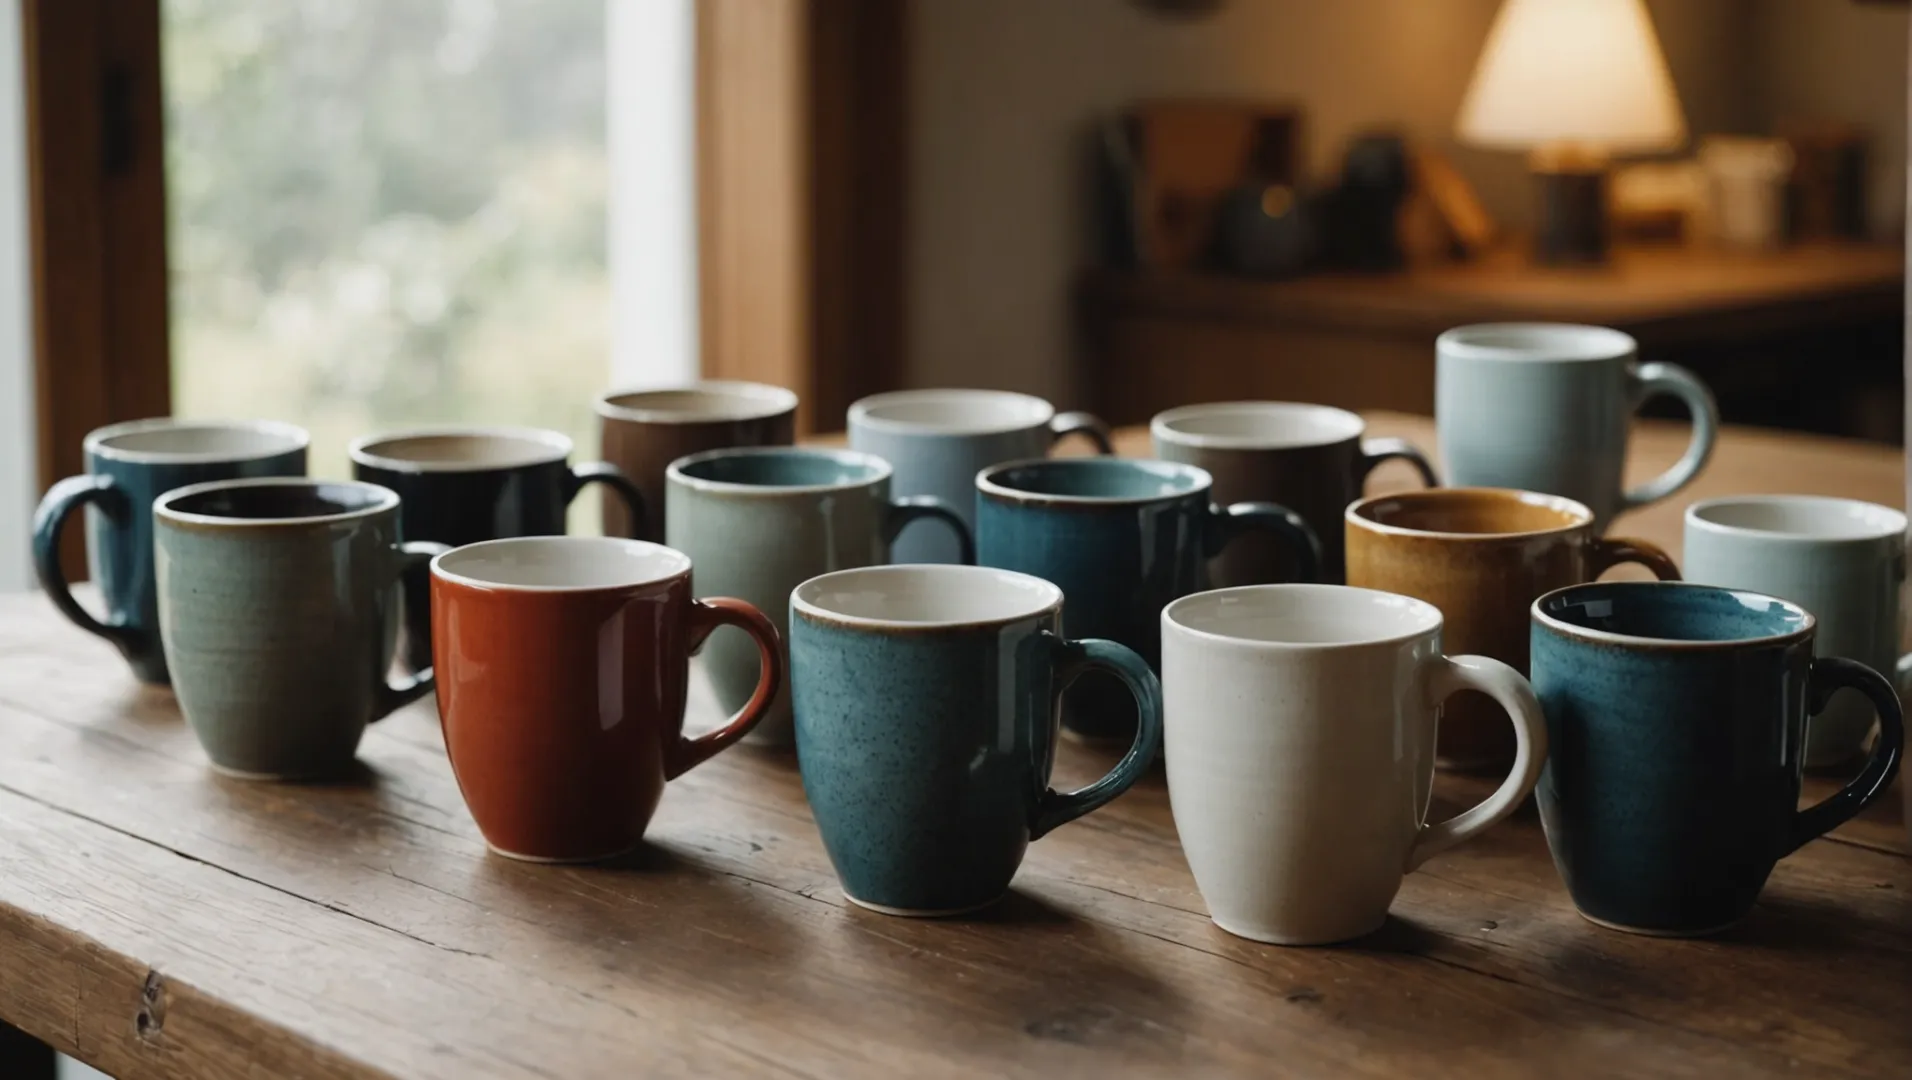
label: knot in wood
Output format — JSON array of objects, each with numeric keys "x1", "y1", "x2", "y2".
[{"x1": 135, "y1": 969, "x2": 167, "y2": 1040}]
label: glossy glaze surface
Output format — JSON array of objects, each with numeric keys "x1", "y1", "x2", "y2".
[
  {"x1": 1163, "y1": 585, "x2": 1546, "y2": 945},
  {"x1": 666, "y1": 447, "x2": 971, "y2": 744},
  {"x1": 1437, "y1": 323, "x2": 1717, "y2": 529},
  {"x1": 1683, "y1": 495, "x2": 1908, "y2": 767},
  {"x1": 1152, "y1": 401, "x2": 1437, "y2": 585},
  {"x1": 790, "y1": 565, "x2": 1162, "y2": 914},
  {"x1": 432, "y1": 537, "x2": 782, "y2": 862},
  {"x1": 1346, "y1": 487, "x2": 1680, "y2": 769},
  {"x1": 31, "y1": 419, "x2": 308, "y2": 683},
  {"x1": 976, "y1": 458, "x2": 1319, "y2": 740},
  {"x1": 849, "y1": 389, "x2": 1113, "y2": 564},
  {"x1": 1531, "y1": 582, "x2": 1904, "y2": 935},
  {"x1": 596, "y1": 382, "x2": 798, "y2": 542},
  {"x1": 154, "y1": 479, "x2": 436, "y2": 777}
]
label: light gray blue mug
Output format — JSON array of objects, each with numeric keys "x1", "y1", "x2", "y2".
[
  {"x1": 847, "y1": 389, "x2": 1113, "y2": 564},
  {"x1": 1684, "y1": 494, "x2": 1909, "y2": 768},
  {"x1": 665, "y1": 446, "x2": 973, "y2": 744},
  {"x1": 1436, "y1": 323, "x2": 1718, "y2": 531}
]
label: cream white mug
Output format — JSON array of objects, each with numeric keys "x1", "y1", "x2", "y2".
[{"x1": 1161, "y1": 584, "x2": 1547, "y2": 945}]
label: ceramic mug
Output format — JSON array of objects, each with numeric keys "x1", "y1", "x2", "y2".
[
  {"x1": 1345, "y1": 487, "x2": 1680, "y2": 770},
  {"x1": 976, "y1": 457, "x2": 1320, "y2": 741},
  {"x1": 32, "y1": 418, "x2": 309, "y2": 684},
  {"x1": 1151, "y1": 401, "x2": 1438, "y2": 584},
  {"x1": 1436, "y1": 323, "x2": 1718, "y2": 529},
  {"x1": 848, "y1": 389, "x2": 1115, "y2": 564},
  {"x1": 432, "y1": 537, "x2": 783, "y2": 862},
  {"x1": 665, "y1": 447, "x2": 973, "y2": 745},
  {"x1": 790, "y1": 564, "x2": 1163, "y2": 915},
  {"x1": 1162, "y1": 584, "x2": 1547, "y2": 945},
  {"x1": 596, "y1": 381, "x2": 799, "y2": 542},
  {"x1": 351, "y1": 426, "x2": 647, "y2": 673},
  {"x1": 154, "y1": 478, "x2": 446, "y2": 778},
  {"x1": 1531, "y1": 581, "x2": 1903, "y2": 936},
  {"x1": 1683, "y1": 495, "x2": 1909, "y2": 768}
]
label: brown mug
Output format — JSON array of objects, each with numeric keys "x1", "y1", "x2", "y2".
[
  {"x1": 595, "y1": 382, "x2": 798, "y2": 542},
  {"x1": 431, "y1": 536, "x2": 783, "y2": 862},
  {"x1": 1345, "y1": 487, "x2": 1679, "y2": 770}
]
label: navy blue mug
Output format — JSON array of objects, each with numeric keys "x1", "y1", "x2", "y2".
[
  {"x1": 791, "y1": 564, "x2": 1163, "y2": 916},
  {"x1": 975, "y1": 457, "x2": 1320, "y2": 741},
  {"x1": 32, "y1": 418, "x2": 309, "y2": 683},
  {"x1": 1531, "y1": 581, "x2": 1903, "y2": 937}
]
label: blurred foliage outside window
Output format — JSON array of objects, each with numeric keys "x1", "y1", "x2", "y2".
[{"x1": 163, "y1": 0, "x2": 611, "y2": 527}]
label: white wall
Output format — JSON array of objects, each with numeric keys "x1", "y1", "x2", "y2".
[{"x1": 0, "y1": 0, "x2": 36, "y2": 593}]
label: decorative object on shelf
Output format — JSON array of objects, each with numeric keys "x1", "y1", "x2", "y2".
[
  {"x1": 1698, "y1": 136, "x2": 1795, "y2": 250},
  {"x1": 1321, "y1": 132, "x2": 1411, "y2": 272},
  {"x1": 1214, "y1": 179, "x2": 1319, "y2": 278},
  {"x1": 1118, "y1": 100, "x2": 1301, "y2": 270},
  {"x1": 1411, "y1": 147, "x2": 1497, "y2": 259},
  {"x1": 1610, "y1": 160, "x2": 1706, "y2": 243},
  {"x1": 1785, "y1": 121, "x2": 1869, "y2": 240},
  {"x1": 1458, "y1": 0, "x2": 1687, "y2": 264}
]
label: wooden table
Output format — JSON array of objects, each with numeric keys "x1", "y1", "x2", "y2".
[{"x1": 0, "y1": 416, "x2": 1906, "y2": 1079}]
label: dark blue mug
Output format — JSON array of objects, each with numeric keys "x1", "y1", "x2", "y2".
[
  {"x1": 790, "y1": 564, "x2": 1163, "y2": 916},
  {"x1": 32, "y1": 418, "x2": 309, "y2": 683},
  {"x1": 1530, "y1": 581, "x2": 1903, "y2": 937},
  {"x1": 975, "y1": 457, "x2": 1320, "y2": 740}
]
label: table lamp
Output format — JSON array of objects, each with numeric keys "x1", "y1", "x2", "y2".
[{"x1": 1457, "y1": 0, "x2": 1686, "y2": 264}]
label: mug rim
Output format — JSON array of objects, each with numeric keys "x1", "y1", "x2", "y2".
[
  {"x1": 1150, "y1": 401, "x2": 1365, "y2": 451},
  {"x1": 1437, "y1": 322, "x2": 1636, "y2": 363},
  {"x1": 1163, "y1": 583, "x2": 1443, "y2": 652},
  {"x1": 432, "y1": 536, "x2": 692, "y2": 593},
  {"x1": 85, "y1": 417, "x2": 310, "y2": 465},
  {"x1": 848, "y1": 388, "x2": 1055, "y2": 437},
  {"x1": 792, "y1": 564, "x2": 1062, "y2": 631},
  {"x1": 594, "y1": 381, "x2": 798, "y2": 425},
  {"x1": 1531, "y1": 581, "x2": 1815, "y2": 651},
  {"x1": 154, "y1": 477, "x2": 397, "y2": 529},
  {"x1": 667, "y1": 446, "x2": 891, "y2": 496},
  {"x1": 976, "y1": 456, "x2": 1211, "y2": 507},
  {"x1": 1685, "y1": 494, "x2": 1907, "y2": 546},
  {"x1": 1346, "y1": 487, "x2": 1594, "y2": 541},
  {"x1": 347, "y1": 425, "x2": 573, "y2": 473}
]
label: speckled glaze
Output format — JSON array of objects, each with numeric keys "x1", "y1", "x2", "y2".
[
  {"x1": 1346, "y1": 488, "x2": 1679, "y2": 770},
  {"x1": 790, "y1": 565, "x2": 1163, "y2": 915},
  {"x1": 848, "y1": 389, "x2": 1114, "y2": 564},
  {"x1": 596, "y1": 382, "x2": 799, "y2": 542},
  {"x1": 1437, "y1": 324, "x2": 1718, "y2": 530},
  {"x1": 666, "y1": 447, "x2": 972, "y2": 745},
  {"x1": 1152, "y1": 401, "x2": 1437, "y2": 585},
  {"x1": 975, "y1": 457, "x2": 1320, "y2": 741},
  {"x1": 1683, "y1": 495, "x2": 1909, "y2": 768},
  {"x1": 352, "y1": 426, "x2": 646, "y2": 672},
  {"x1": 1531, "y1": 582, "x2": 1904, "y2": 936},
  {"x1": 154, "y1": 479, "x2": 444, "y2": 778},
  {"x1": 31, "y1": 418, "x2": 308, "y2": 683},
  {"x1": 433, "y1": 537, "x2": 783, "y2": 862}
]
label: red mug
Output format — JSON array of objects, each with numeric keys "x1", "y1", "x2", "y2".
[{"x1": 431, "y1": 536, "x2": 782, "y2": 862}]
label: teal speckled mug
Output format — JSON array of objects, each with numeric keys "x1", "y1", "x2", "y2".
[{"x1": 154, "y1": 478, "x2": 448, "y2": 779}]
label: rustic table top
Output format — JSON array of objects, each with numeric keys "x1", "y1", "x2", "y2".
[{"x1": 1, "y1": 415, "x2": 1906, "y2": 1079}]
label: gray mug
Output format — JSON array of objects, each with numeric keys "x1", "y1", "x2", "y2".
[
  {"x1": 1684, "y1": 495, "x2": 1910, "y2": 768},
  {"x1": 1437, "y1": 323, "x2": 1717, "y2": 530},
  {"x1": 665, "y1": 447, "x2": 973, "y2": 744},
  {"x1": 847, "y1": 389, "x2": 1113, "y2": 564},
  {"x1": 154, "y1": 478, "x2": 448, "y2": 779}
]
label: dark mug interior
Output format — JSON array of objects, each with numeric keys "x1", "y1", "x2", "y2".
[
  {"x1": 675, "y1": 449, "x2": 883, "y2": 489},
  {"x1": 982, "y1": 458, "x2": 1203, "y2": 500},
  {"x1": 164, "y1": 481, "x2": 389, "y2": 521},
  {"x1": 1538, "y1": 582, "x2": 1811, "y2": 643}
]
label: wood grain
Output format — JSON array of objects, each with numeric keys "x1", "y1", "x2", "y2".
[{"x1": 0, "y1": 417, "x2": 1905, "y2": 1079}]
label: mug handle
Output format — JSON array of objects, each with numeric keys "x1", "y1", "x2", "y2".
[
  {"x1": 1029, "y1": 635, "x2": 1163, "y2": 839},
  {"x1": 1205, "y1": 501, "x2": 1322, "y2": 584},
  {"x1": 1355, "y1": 438, "x2": 1439, "y2": 490},
  {"x1": 1620, "y1": 361, "x2": 1718, "y2": 513},
  {"x1": 373, "y1": 541, "x2": 453, "y2": 720},
  {"x1": 31, "y1": 474, "x2": 147, "y2": 652},
  {"x1": 1587, "y1": 536, "x2": 1682, "y2": 581},
  {"x1": 666, "y1": 597, "x2": 784, "y2": 779},
  {"x1": 1048, "y1": 412, "x2": 1115, "y2": 456},
  {"x1": 1405, "y1": 655, "x2": 1548, "y2": 870},
  {"x1": 566, "y1": 461, "x2": 649, "y2": 540},
  {"x1": 1783, "y1": 656, "x2": 1904, "y2": 856},
  {"x1": 884, "y1": 496, "x2": 975, "y2": 564}
]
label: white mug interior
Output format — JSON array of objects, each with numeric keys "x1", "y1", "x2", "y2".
[
  {"x1": 1151, "y1": 402, "x2": 1363, "y2": 450},
  {"x1": 1165, "y1": 584, "x2": 1441, "y2": 649},
  {"x1": 433, "y1": 536, "x2": 690, "y2": 591},
  {"x1": 88, "y1": 419, "x2": 307, "y2": 463},
  {"x1": 597, "y1": 382, "x2": 798, "y2": 423},
  {"x1": 793, "y1": 564, "x2": 1060, "y2": 627},
  {"x1": 1437, "y1": 322, "x2": 1636, "y2": 364},
  {"x1": 1687, "y1": 495, "x2": 1907, "y2": 543},
  {"x1": 849, "y1": 389, "x2": 1054, "y2": 435},
  {"x1": 351, "y1": 429, "x2": 571, "y2": 472}
]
